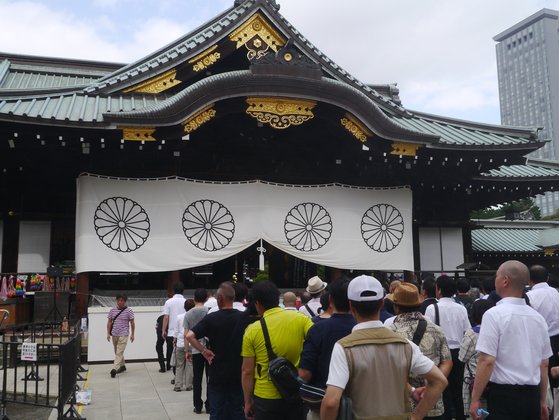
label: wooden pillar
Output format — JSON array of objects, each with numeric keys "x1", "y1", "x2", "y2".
[
  {"x1": 324, "y1": 267, "x2": 343, "y2": 283},
  {"x1": 75, "y1": 272, "x2": 89, "y2": 319},
  {"x1": 165, "y1": 271, "x2": 180, "y2": 296}
]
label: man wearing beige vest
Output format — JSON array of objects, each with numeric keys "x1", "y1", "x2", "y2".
[{"x1": 321, "y1": 275, "x2": 448, "y2": 420}]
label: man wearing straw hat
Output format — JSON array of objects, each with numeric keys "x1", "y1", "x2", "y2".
[
  {"x1": 299, "y1": 276, "x2": 327, "y2": 318},
  {"x1": 389, "y1": 283, "x2": 452, "y2": 419}
]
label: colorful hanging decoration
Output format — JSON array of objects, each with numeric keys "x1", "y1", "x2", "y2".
[
  {"x1": 15, "y1": 275, "x2": 25, "y2": 297},
  {"x1": 7, "y1": 275, "x2": 16, "y2": 298},
  {"x1": 29, "y1": 274, "x2": 44, "y2": 291},
  {"x1": 0, "y1": 276, "x2": 7, "y2": 301},
  {"x1": 69, "y1": 277, "x2": 76, "y2": 291}
]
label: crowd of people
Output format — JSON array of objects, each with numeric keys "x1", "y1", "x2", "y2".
[{"x1": 104, "y1": 260, "x2": 559, "y2": 420}]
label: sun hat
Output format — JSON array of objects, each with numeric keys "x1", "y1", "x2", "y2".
[
  {"x1": 392, "y1": 283, "x2": 424, "y2": 307},
  {"x1": 306, "y1": 276, "x2": 327, "y2": 294}
]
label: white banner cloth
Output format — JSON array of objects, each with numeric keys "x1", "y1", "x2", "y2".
[{"x1": 76, "y1": 175, "x2": 414, "y2": 273}]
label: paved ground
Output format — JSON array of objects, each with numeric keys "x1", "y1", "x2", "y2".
[
  {"x1": 78, "y1": 362, "x2": 207, "y2": 420},
  {"x1": 2, "y1": 361, "x2": 207, "y2": 420}
]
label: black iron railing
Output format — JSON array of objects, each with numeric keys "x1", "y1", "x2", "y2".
[{"x1": 0, "y1": 320, "x2": 87, "y2": 420}]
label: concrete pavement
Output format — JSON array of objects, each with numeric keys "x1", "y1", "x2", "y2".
[{"x1": 78, "y1": 362, "x2": 208, "y2": 420}]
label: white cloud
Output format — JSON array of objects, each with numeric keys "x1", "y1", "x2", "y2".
[
  {"x1": 278, "y1": 0, "x2": 559, "y2": 122},
  {"x1": 0, "y1": 1, "x2": 121, "y2": 61}
]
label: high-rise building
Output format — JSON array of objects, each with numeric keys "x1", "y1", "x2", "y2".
[{"x1": 494, "y1": 9, "x2": 559, "y2": 216}]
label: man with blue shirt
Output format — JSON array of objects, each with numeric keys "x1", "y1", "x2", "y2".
[{"x1": 298, "y1": 277, "x2": 356, "y2": 420}]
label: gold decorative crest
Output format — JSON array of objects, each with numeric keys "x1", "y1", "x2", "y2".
[
  {"x1": 544, "y1": 248, "x2": 557, "y2": 256},
  {"x1": 246, "y1": 97, "x2": 316, "y2": 129},
  {"x1": 121, "y1": 127, "x2": 156, "y2": 141},
  {"x1": 123, "y1": 70, "x2": 181, "y2": 94},
  {"x1": 390, "y1": 143, "x2": 423, "y2": 156},
  {"x1": 183, "y1": 105, "x2": 217, "y2": 133},
  {"x1": 188, "y1": 45, "x2": 221, "y2": 72},
  {"x1": 229, "y1": 13, "x2": 286, "y2": 60},
  {"x1": 340, "y1": 114, "x2": 372, "y2": 143}
]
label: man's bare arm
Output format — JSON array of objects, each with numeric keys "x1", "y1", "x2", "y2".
[
  {"x1": 241, "y1": 357, "x2": 256, "y2": 420},
  {"x1": 412, "y1": 365, "x2": 447, "y2": 420},
  {"x1": 320, "y1": 385, "x2": 343, "y2": 420},
  {"x1": 161, "y1": 314, "x2": 169, "y2": 339}
]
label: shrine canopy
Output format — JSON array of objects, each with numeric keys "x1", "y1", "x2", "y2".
[{"x1": 75, "y1": 174, "x2": 413, "y2": 273}]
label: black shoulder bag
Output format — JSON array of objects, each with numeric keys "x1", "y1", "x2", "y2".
[
  {"x1": 412, "y1": 319, "x2": 428, "y2": 345},
  {"x1": 433, "y1": 302, "x2": 440, "y2": 326},
  {"x1": 260, "y1": 317, "x2": 301, "y2": 401},
  {"x1": 304, "y1": 304, "x2": 316, "y2": 317}
]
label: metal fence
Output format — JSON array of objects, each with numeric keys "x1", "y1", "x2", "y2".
[{"x1": 0, "y1": 320, "x2": 87, "y2": 419}]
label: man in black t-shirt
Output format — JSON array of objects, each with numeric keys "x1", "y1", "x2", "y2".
[{"x1": 186, "y1": 282, "x2": 246, "y2": 420}]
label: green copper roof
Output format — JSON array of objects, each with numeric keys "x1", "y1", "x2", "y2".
[
  {"x1": 392, "y1": 112, "x2": 538, "y2": 148},
  {"x1": 471, "y1": 220, "x2": 559, "y2": 253},
  {"x1": 480, "y1": 164, "x2": 559, "y2": 179},
  {"x1": 0, "y1": 57, "x2": 121, "y2": 95},
  {"x1": 0, "y1": 92, "x2": 169, "y2": 125},
  {"x1": 472, "y1": 228, "x2": 543, "y2": 253}
]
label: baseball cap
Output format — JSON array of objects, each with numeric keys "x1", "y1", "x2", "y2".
[{"x1": 347, "y1": 275, "x2": 384, "y2": 302}]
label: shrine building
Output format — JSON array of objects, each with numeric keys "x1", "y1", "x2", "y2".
[{"x1": 1, "y1": 0, "x2": 559, "y2": 319}]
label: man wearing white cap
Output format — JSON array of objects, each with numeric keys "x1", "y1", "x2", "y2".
[
  {"x1": 299, "y1": 276, "x2": 327, "y2": 318},
  {"x1": 321, "y1": 275, "x2": 448, "y2": 420}
]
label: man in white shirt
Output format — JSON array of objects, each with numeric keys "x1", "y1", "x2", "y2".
[
  {"x1": 173, "y1": 304, "x2": 193, "y2": 392},
  {"x1": 282, "y1": 291, "x2": 298, "y2": 311},
  {"x1": 425, "y1": 275, "x2": 470, "y2": 420},
  {"x1": 204, "y1": 290, "x2": 218, "y2": 312},
  {"x1": 299, "y1": 276, "x2": 327, "y2": 318},
  {"x1": 527, "y1": 264, "x2": 559, "y2": 418},
  {"x1": 470, "y1": 260, "x2": 552, "y2": 420},
  {"x1": 162, "y1": 282, "x2": 186, "y2": 372},
  {"x1": 321, "y1": 275, "x2": 447, "y2": 420}
]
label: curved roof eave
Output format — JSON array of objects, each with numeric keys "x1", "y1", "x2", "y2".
[
  {"x1": 474, "y1": 163, "x2": 559, "y2": 180},
  {"x1": 408, "y1": 109, "x2": 540, "y2": 138},
  {"x1": 102, "y1": 70, "x2": 439, "y2": 145}
]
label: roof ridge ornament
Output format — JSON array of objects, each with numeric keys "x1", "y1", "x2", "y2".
[
  {"x1": 250, "y1": 40, "x2": 322, "y2": 80},
  {"x1": 234, "y1": 0, "x2": 280, "y2": 11},
  {"x1": 229, "y1": 12, "x2": 286, "y2": 60}
]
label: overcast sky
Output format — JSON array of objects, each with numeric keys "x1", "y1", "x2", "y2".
[{"x1": 2, "y1": 0, "x2": 559, "y2": 125}]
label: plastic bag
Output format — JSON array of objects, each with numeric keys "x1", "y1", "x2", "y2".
[{"x1": 76, "y1": 390, "x2": 92, "y2": 405}]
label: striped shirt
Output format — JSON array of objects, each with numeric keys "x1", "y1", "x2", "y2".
[{"x1": 108, "y1": 307, "x2": 134, "y2": 336}]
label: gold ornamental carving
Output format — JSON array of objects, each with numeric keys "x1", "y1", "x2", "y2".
[
  {"x1": 123, "y1": 70, "x2": 181, "y2": 94},
  {"x1": 188, "y1": 45, "x2": 221, "y2": 72},
  {"x1": 340, "y1": 114, "x2": 372, "y2": 143},
  {"x1": 390, "y1": 142, "x2": 423, "y2": 156},
  {"x1": 229, "y1": 13, "x2": 286, "y2": 60},
  {"x1": 245, "y1": 97, "x2": 316, "y2": 130},
  {"x1": 121, "y1": 127, "x2": 156, "y2": 141},
  {"x1": 182, "y1": 105, "x2": 217, "y2": 133}
]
